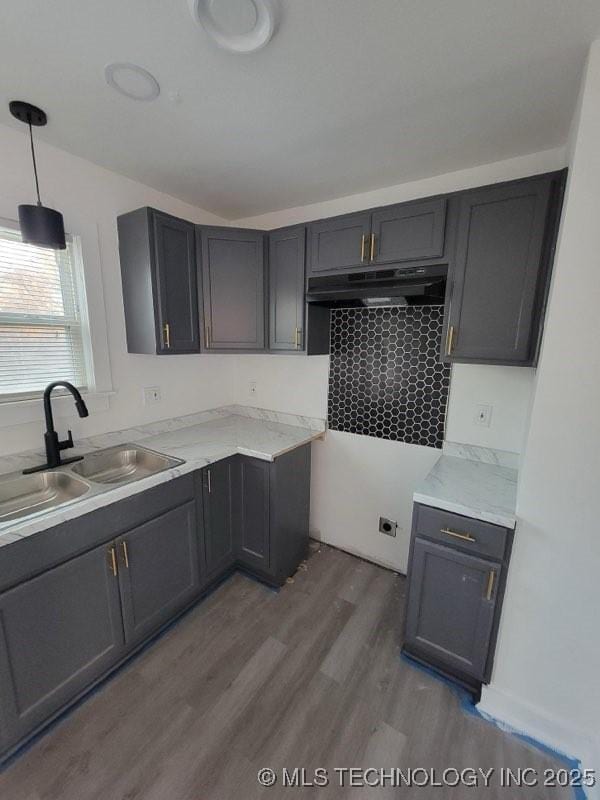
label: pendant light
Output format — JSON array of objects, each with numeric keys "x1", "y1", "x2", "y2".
[{"x1": 9, "y1": 100, "x2": 66, "y2": 250}]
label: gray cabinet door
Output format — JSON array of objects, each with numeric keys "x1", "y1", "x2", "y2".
[
  {"x1": 269, "y1": 226, "x2": 306, "y2": 351},
  {"x1": 308, "y1": 213, "x2": 372, "y2": 274},
  {"x1": 153, "y1": 211, "x2": 200, "y2": 354},
  {"x1": 203, "y1": 459, "x2": 235, "y2": 578},
  {"x1": 371, "y1": 198, "x2": 447, "y2": 264},
  {"x1": 237, "y1": 457, "x2": 270, "y2": 571},
  {"x1": 0, "y1": 543, "x2": 125, "y2": 747},
  {"x1": 201, "y1": 227, "x2": 265, "y2": 350},
  {"x1": 117, "y1": 501, "x2": 200, "y2": 646},
  {"x1": 405, "y1": 538, "x2": 500, "y2": 681},
  {"x1": 446, "y1": 177, "x2": 552, "y2": 364}
]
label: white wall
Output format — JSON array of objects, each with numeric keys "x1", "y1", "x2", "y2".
[
  {"x1": 479, "y1": 41, "x2": 600, "y2": 789},
  {"x1": 233, "y1": 147, "x2": 566, "y2": 573},
  {"x1": 0, "y1": 123, "x2": 235, "y2": 455}
]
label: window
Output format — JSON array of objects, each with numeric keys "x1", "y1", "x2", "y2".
[{"x1": 0, "y1": 221, "x2": 92, "y2": 400}]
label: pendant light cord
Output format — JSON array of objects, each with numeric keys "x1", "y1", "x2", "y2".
[{"x1": 27, "y1": 118, "x2": 42, "y2": 206}]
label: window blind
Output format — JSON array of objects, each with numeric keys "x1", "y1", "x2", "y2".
[{"x1": 0, "y1": 223, "x2": 88, "y2": 399}]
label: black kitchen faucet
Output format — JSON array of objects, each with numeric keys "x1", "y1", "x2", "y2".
[{"x1": 23, "y1": 381, "x2": 89, "y2": 474}]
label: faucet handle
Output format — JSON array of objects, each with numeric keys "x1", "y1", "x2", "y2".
[{"x1": 59, "y1": 430, "x2": 74, "y2": 451}]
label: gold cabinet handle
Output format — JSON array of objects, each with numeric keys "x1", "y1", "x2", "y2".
[
  {"x1": 207, "y1": 468, "x2": 211, "y2": 494},
  {"x1": 163, "y1": 322, "x2": 171, "y2": 349},
  {"x1": 360, "y1": 234, "x2": 367, "y2": 262},
  {"x1": 486, "y1": 570, "x2": 496, "y2": 601},
  {"x1": 108, "y1": 546, "x2": 118, "y2": 577},
  {"x1": 294, "y1": 327, "x2": 302, "y2": 349},
  {"x1": 440, "y1": 527, "x2": 476, "y2": 543},
  {"x1": 370, "y1": 233, "x2": 376, "y2": 261},
  {"x1": 205, "y1": 324, "x2": 211, "y2": 348},
  {"x1": 445, "y1": 325, "x2": 455, "y2": 356},
  {"x1": 121, "y1": 541, "x2": 129, "y2": 569}
]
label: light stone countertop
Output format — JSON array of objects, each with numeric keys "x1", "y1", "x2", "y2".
[
  {"x1": 413, "y1": 452, "x2": 518, "y2": 529},
  {"x1": 0, "y1": 406, "x2": 325, "y2": 549}
]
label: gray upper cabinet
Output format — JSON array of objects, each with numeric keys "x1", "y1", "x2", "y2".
[
  {"x1": 117, "y1": 501, "x2": 200, "y2": 647},
  {"x1": 200, "y1": 227, "x2": 265, "y2": 350},
  {"x1": 236, "y1": 457, "x2": 270, "y2": 572},
  {"x1": 0, "y1": 543, "x2": 125, "y2": 747},
  {"x1": 268, "y1": 226, "x2": 306, "y2": 351},
  {"x1": 308, "y1": 212, "x2": 371, "y2": 274},
  {"x1": 117, "y1": 208, "x2": 200, "y2": 355},
  {"x1": 203, "y1": 459, "x2": 235, "y2": 578},
  {"x1": 371, "y1": 198, "x2": 447, "y2": 264},
  {"x1": 404, "y1": 538, "x2": 500, "y2": 682},
  {"x1": 445, "y1": 176, "x2": 559, "y2": 365}
]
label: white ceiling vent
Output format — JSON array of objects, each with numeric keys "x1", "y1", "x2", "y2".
[{"x1": 188, "y1": 0, "x2": 278, "y2": 54}]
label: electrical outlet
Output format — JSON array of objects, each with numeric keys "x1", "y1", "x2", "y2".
[
  {"x1": 475, "y1": 403, "x2": 493, "y2": 427},
  {"x1": 248, "y1": 380, "x2": 257, "y2": 397},
  {"x1": 143, "y1": 386, "x2": 161, "y2": 405}
]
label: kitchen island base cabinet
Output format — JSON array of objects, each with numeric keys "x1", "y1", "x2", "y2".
[
  {"x1": 117, "y1": 501, "x2": 200, "y2": 647},
  {"x1": 0, "y1": 543, "x2": 126, "y2": 750}
]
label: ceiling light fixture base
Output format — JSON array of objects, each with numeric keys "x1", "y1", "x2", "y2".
[{"x1": 9, "y1": 101, "x2": 47, "y2": 126}]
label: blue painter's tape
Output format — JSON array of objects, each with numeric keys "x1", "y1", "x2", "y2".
[{"x1": 400, "y1": 652, "x2": 588, "y2": 800}]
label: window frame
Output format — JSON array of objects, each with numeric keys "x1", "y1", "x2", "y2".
[{"x1": 0, "y1": 217, "x2": 96, "y2": 403}]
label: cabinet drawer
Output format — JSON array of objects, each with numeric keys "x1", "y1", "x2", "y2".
[{"x1": 413, "y1": 504, "x2": 509, "y2": 561}]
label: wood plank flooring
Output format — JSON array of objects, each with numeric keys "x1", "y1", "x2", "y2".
[{"x1": 0, "y1": 543, "x2": 574, "y2": 799}]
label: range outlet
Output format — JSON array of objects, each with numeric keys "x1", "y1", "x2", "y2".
[{"x1": 379, "y1": 517, "x2": 397, "y2": 537}]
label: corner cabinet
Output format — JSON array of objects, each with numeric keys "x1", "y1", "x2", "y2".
[
  {"x1": 199, "y1": 227, "x2": 266, "y2": 351},
  {"x1": 443, "y1": 173, "x2": 565, "y2": 366},
  {"x1": 117, "y1": 208, "x2": 200, "y2": 355},
  {"x1": 403, "y1": 504, "x2": 513, "y2": 694}
]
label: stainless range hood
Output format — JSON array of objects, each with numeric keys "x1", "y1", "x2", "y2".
[{"x1": 306, "y1": 265, "x2": 447, "y2": 307}]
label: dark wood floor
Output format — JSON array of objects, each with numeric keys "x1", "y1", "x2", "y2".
[{"x1": 0, "y1": 543, "x2": 572, "y2": 799}]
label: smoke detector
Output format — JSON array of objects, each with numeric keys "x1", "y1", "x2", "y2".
[{"x1": 189, "y1": 0, "x2": 278, "y2": 53}]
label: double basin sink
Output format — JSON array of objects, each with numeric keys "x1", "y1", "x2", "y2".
[{"x1": 0, "y1": 445, "x2": 184, "y2": 525}]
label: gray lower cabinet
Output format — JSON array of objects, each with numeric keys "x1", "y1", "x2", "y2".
[
  {"x1": 236, "y1": 456, "x2": 270, "y2": 572},
  {"x1": 117, "y1": 501, "x2": 200, "y2": 646},
  {"x1": 0, "y1": 543, "x2": 125, "y2": 749},
  {"x1": 203, "y1": 458, "x2": 236, "y2": 579},
  {"x1": 444, "y1": 173, "x2": 564, "y2": 365},
  {"x1": 268, "y1": 225, "x2": 306, "y2": 351},
  {"x1": 118, "y1": 208, "x2": 200, "y2": 355},
  {"x1": 403, "y1": 503, "x2": 513, "y2": 692},
  {"x1": 404, "y1": 539, "x2": 500, "y2": 681},
  {"x1": 200, "y1": 227, "x2": 265, "y2": 351}
]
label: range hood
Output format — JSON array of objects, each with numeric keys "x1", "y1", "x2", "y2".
[{"x1": 306, "y1": 265, "x2": 447, "y2": 308}]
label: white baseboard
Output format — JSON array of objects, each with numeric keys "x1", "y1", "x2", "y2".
[{"x1": 478, "y1": 686, "x2": 600, "y2": 799}]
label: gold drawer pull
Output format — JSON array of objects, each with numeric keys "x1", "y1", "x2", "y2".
[
  {"x1": 163, "y1": 322, "x2": 171, "y2": 349},
  {"x1": 360, "y1": 234, "x2": 367, "y2": 262},
  {"x1": 486, "y1": 570, "x2": 496, "y2": 601},
  {"x1": 108, "y1": 546, "x2": 118, "y2": 577},
  {"x1": 370, "y1": 232, "x2": 376, "y2": 261},
  {"x1": 445, "y1": 325, "x2": 455, "y2": 356},
  {"x1": 440, "y1": 527, "x2": 476, "y2": 543},
  {"x1": 121, "y1": 541, "x2": 129, "y2": 569}
]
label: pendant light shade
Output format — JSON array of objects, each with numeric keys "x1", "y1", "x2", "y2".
[
  {"x1": 18, "y1": 204, "x2": 66, "y2": 250},
  {"x1": 9, "y1": 100, "x2": 67, "y2": 250}
]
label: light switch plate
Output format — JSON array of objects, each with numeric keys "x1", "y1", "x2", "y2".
[
  {"x1": 475, "y1": 403, "x2": 493, "y2": 427},
  {"x1": 143, "y1": 386, "x2": 161, "y2": 405}
]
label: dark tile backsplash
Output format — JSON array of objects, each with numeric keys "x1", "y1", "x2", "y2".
[{"x1": 327, "y1": 305, "x2": 450, "y2": 448}]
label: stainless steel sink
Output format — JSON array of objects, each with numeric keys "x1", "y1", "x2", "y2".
[
  {"x1": 0, "y1": 471, "x2": 91, "y2": 523},
  {"x1": 70, "y1": 444, "x2": 183, "y2": 486}
]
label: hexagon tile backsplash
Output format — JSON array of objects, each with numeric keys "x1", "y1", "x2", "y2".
[{"x1": 327, "y1": 305, "x2": 451, "y2": 448}]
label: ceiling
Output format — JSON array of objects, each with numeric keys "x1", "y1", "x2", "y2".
[{"x1": 1, "y1": 0, "x2": 599, "y2": 219}]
